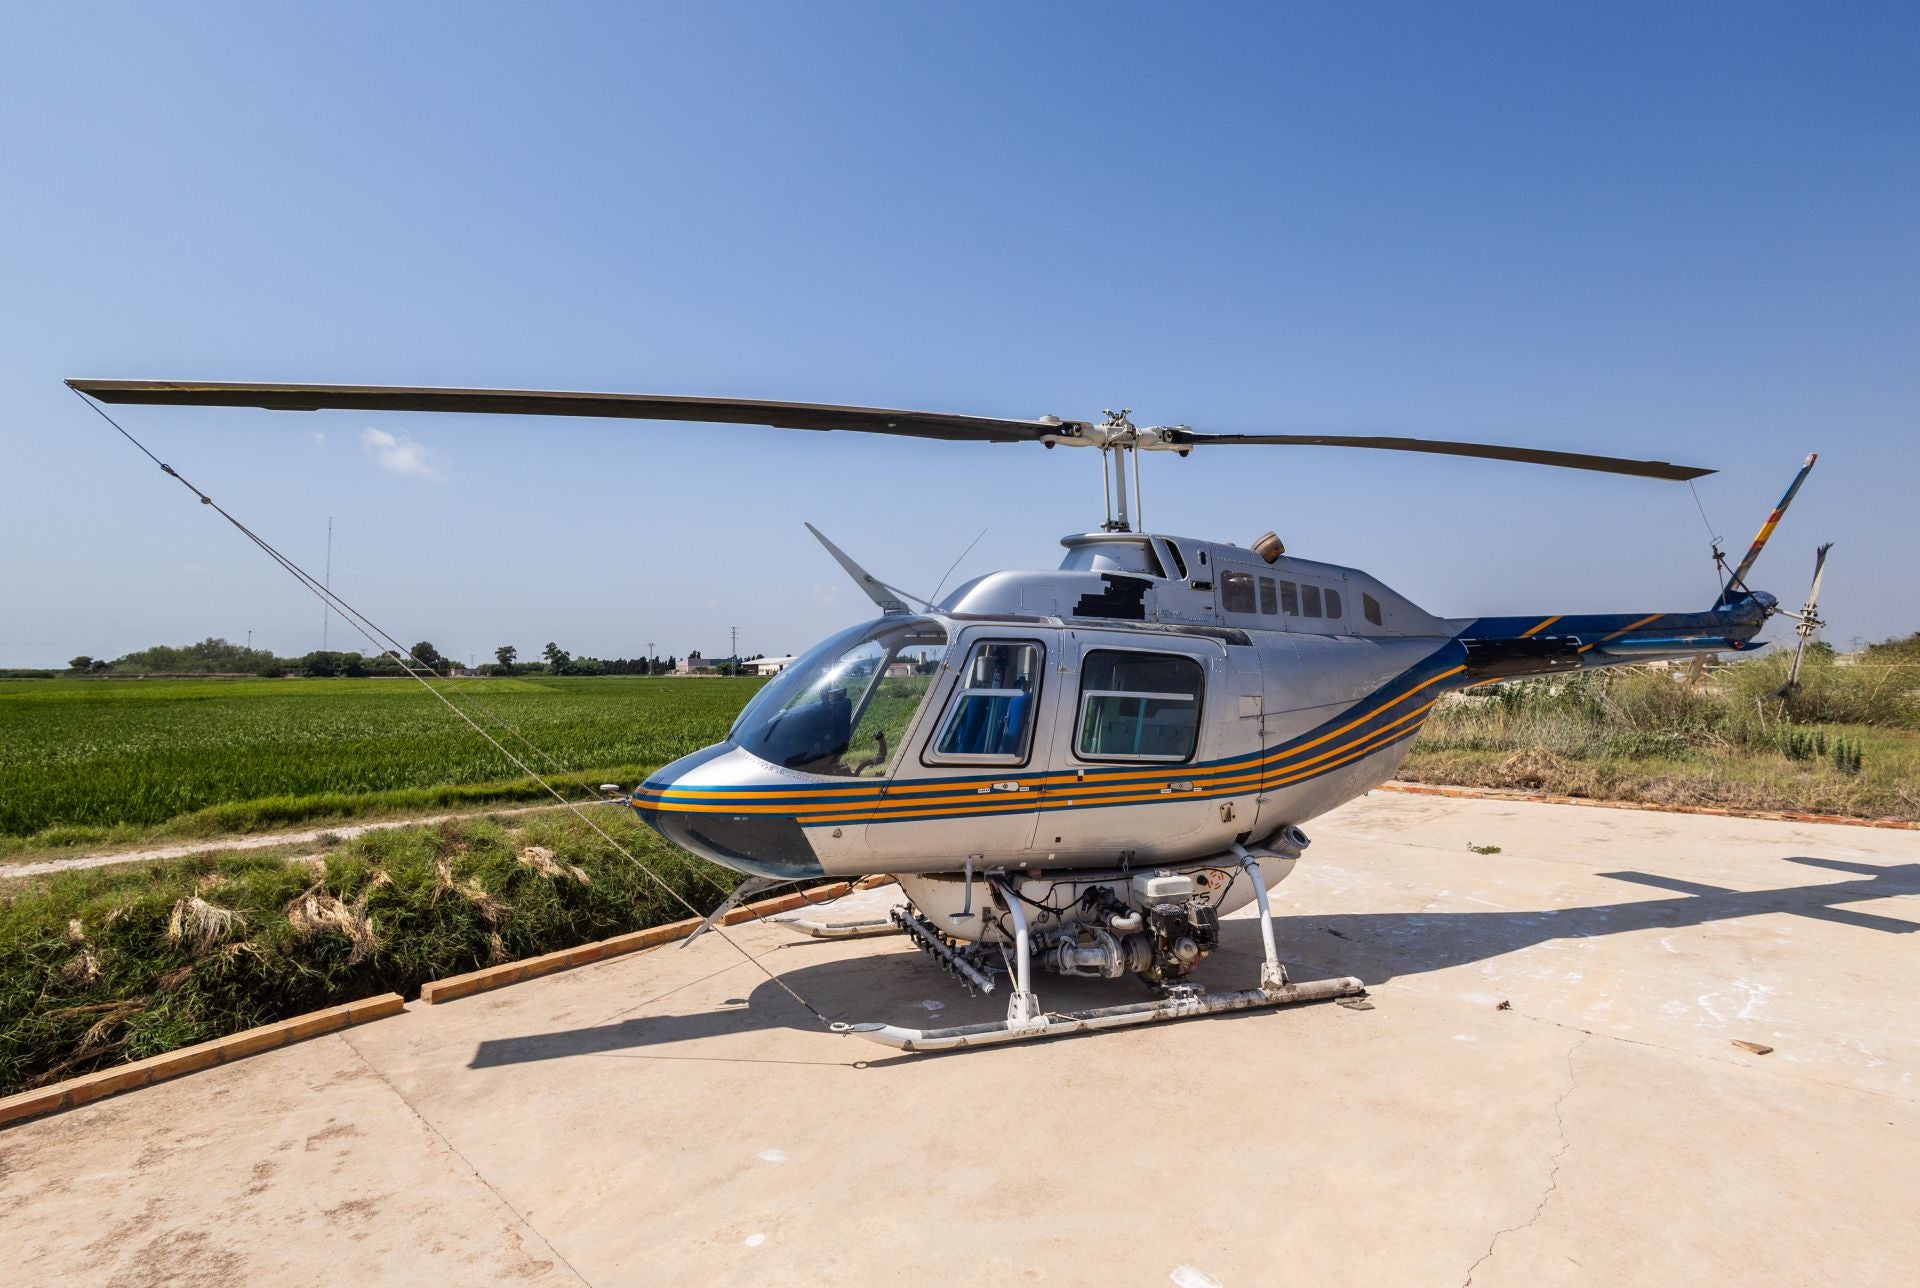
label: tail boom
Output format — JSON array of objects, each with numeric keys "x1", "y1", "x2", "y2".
[{"x1": 1456, "y1": 598, "x2": 1773, "y2": 681}]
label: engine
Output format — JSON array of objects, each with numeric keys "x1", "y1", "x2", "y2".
[
  {"x1": 889, "y1": 837, "x2": 1304, "y2": 995},
  {"x1": 1037, "y1": 871, "x2": 1223, "y2": 985}
]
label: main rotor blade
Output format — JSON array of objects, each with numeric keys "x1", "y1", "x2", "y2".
[
  {"x1": 1166, "y1": 430, "x2": 1712, "y2": 481},
  {"x1": 64, "y1": 379, "x2": 1085, "y2": 446}
]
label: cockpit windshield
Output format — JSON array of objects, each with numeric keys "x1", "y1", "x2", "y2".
[{"x1": 730, "y1": 617, "x2": 948, "y2": 778}]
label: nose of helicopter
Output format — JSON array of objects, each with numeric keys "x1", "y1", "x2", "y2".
[{"x1": 628, "y1": 743, "x2": 827, "y2": 880}]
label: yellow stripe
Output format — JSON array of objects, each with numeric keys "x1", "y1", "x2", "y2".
[
  {"x1": 1519, "y1": 615, "x2": 1561, "y2": 638},
  {"x1": 812, "y1": 722, "x2": 1429, "y2": 826},
  {"x1": 652, "y1": 697, "x2": 1444, "y2": 821},
  {"x1": 1253, "y1": 666, "x2": 1460, "y2": 770},
  {"x1": 1578, "y1": 612, "x2": 1663, "y2": 654},
  {"x1": 647, "y1": 662, "x2": 1470, "y2": 810}
]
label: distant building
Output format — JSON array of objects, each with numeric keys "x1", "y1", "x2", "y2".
[{"x1": 750, "y1": 656, "x2": 795, "y2": 676}]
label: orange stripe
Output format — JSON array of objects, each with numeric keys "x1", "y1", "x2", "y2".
[
  {"x1": 1252, "y1": 666, "x2": 1462, "y2": 771},
  {"x1": 1519, "y1": 615, "x2": 1561, "y2": 638},
  {"x1": 648, "y1": 662, "x2": 1470, "y2": 809},
  {"x1": 1578, "y1": 612, "x2": 1663, "y2": 654},
  {"x1": 653, "y1": 697, "x2": 1444, "y2": 821}
]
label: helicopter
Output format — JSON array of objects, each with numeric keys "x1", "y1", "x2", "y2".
[{"x1": 67, "y1": 379, "x2": 1820, "y2": 1050}]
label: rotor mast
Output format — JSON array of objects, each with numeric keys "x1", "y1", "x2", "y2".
[{"x1": 1093, "y1": 410, "x2": 1183, "y2": 532}]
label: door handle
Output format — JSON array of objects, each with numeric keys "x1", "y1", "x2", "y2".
[
  {"x1": 983, "y1": 781, "x2": 1031, "y2": 794},
  {"x1": 1163, "y1": 780, "x2": 1197, "y2": 793}
]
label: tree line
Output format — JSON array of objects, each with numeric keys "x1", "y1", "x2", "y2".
[{"x1": 52, "y1": 637, "x2": 755, "y2": 679}]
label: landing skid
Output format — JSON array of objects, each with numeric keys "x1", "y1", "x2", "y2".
[
  {"x1": 835, "y1": 847, "x2": 1366, "y2": 1051},
  {"x1": 833, "y1": 975, "x2": 1366, "y2": 1051}
]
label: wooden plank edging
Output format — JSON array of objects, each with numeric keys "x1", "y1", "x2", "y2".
[
  {"x1": 417, "y1": 875, "x2": 897, "y2": 1004},
  {"x1": 1378, "y1": 781, "x2": 1920, "y2": 830},
  {"x1": 0, "y1": 992, "x2": 405, "y2": 1131}
]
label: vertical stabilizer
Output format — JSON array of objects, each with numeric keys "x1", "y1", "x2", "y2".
[{"x1": 1719, "y1": 453, "x2": 1817, "y2": 605}]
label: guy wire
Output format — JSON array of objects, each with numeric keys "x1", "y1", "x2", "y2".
[
  {"x1": 74, "y1": 390, "x2": 832, "y2": 1026},
  {"x1": 1687, "y1": 478, "x2": 1728, "y2": 595}
]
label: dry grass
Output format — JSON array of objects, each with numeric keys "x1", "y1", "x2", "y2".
[
  {"x1": 166, "y1": 896, "x2": 245, "y2": 955},
  {"x1": 1404, "y1": 651, "x2": 1920, "y2": 820},
  {"x1": 283, "y1": 874, "x2": 388, "y2": 965},
  {"x1": 517, "y1": 844, "x2": 590, "y2": 885}
]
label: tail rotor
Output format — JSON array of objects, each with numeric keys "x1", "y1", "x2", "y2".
[{"x1": 1776, "y1": 542, "x2": 1834, "y2": 699}]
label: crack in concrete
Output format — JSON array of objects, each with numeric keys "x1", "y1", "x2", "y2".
[
  {"x1": 1461, "y1": 1033, "x2": 1587, "y2": 1286},
  {"x1": 335, "y1": 1031, "x2": 594, "y2": 1287}
]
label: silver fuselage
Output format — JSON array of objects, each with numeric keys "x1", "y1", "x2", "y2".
[{"x1": 632, "y1": 531, "x2": 1773, "y2": 887}]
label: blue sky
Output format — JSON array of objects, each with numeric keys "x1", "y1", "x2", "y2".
[{"x1": 3, "y1": 3, "x2": 1914, "y2": 667}]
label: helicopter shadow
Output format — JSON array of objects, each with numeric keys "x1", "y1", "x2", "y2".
[{"x1": 468, "y1": 854, "x2": 1917, "y2": 1069}]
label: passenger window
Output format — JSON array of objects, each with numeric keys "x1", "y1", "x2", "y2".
[
  {"x1": 1280, "y1": 581, "x2": 1300, "y2": 616},
  {"x1": 1076, "y1": 650, "x2": 1203, "y2": 762},
  {"x1": 1302, "y1": 585, "x2": 1323, "y2": 618},
  {"x1": 1325, "y1": 588, "x2": 1343, "y2": 619},
  {"x1": 1258, "y1": 577, "x2": 1278, "y2": 615},
  {"x1": 1220, "y1": 569, "x2": 1256, "y2": 614},
  {"x1": 1363, "y1": 593, "x2": 1384, "y2": 627},
  {"x1": 930, "y1": 641, "x2": 1042, "y2": 763}
]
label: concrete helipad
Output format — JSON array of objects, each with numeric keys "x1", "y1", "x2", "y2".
[{"x1": 4, "y1": 793, "x2": 1917, "y2": 1286}]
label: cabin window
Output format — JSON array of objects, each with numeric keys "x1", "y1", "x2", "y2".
[
  {"x1": 928, "y1": 641, "x2": 1043, "y2": 765},
  {"x1": 1280, "y1": 580, "x2": 1300, "y2": 616},
  {"x1": 1219, "y1": 569, "x2": 1256, "y2": 614},
  {"x1": 1161, "y1": 540, "x2": 1189, "y2": 580},
  {"x1": 1258, "y1": 577, "x2": 1278, "y2": 615},
  {"x1": 1325, "y1": 588, "x2": 1343, "y2": 620},
  {"x1": 1301, "y1": 584, "x2": 1323, "y2": 617},
  {"x1": 1363, "y1": 593, "x2": 1384, "y2": 626},
  {"x1": 1076, "y1": 650, "x2": 1204, "y2": 763}
]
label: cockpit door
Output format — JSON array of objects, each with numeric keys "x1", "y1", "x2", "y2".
[{"x1": 861, "y1": 628, "x2": 1057, "y2": 867}]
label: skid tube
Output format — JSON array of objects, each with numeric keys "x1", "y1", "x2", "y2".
[
  {"x1": 835, "y1": 851, "x2": 1363, "y2": 1051},
  {"x1": 832, "y1": 974, "x2": 1366, "y2": 1051}
]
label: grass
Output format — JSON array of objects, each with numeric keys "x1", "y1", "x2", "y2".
[
  {"x1": 1401, "y1": 650, "x2": 1920, "y2": 821},
  {"x1": 0, "y1": 810, "x2": 741, "y2": 1097},
  {"x1": 0, "y1": 676, "x2": 762, "y2": 854}
]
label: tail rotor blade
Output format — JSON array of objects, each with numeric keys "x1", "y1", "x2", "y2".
[
  {"x1": 1805, "y1": 542, "x2": 1834, "y2": 617},
  {"x1": 1777, "y1": 542, "x2": 1834, "y2": 699}
]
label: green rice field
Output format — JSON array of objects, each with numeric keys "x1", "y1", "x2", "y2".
[{"x1": 0, "y1": 676, "x2": 764, "y2": 852}]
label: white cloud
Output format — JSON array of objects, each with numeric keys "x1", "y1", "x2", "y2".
[
  {"x1": 810, "y1": 582, "x2": 841, "y2": 606},
  {"x1": 309, "y1": 430, "x2": 327, "y2": 447},
  {"x1": 360, "y1": 426, "x2": 439, "y2": 479}
]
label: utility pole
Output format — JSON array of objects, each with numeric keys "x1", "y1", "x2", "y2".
[
  {"x1": 246, "y1": 629, "x2": 252, "y2": 651},
  {"x1": 321, "y1": 516, "x2": 333, "y2": 651},
  {"x1": 730, "y1": 626, "x2": 739, "y2": 673}
]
